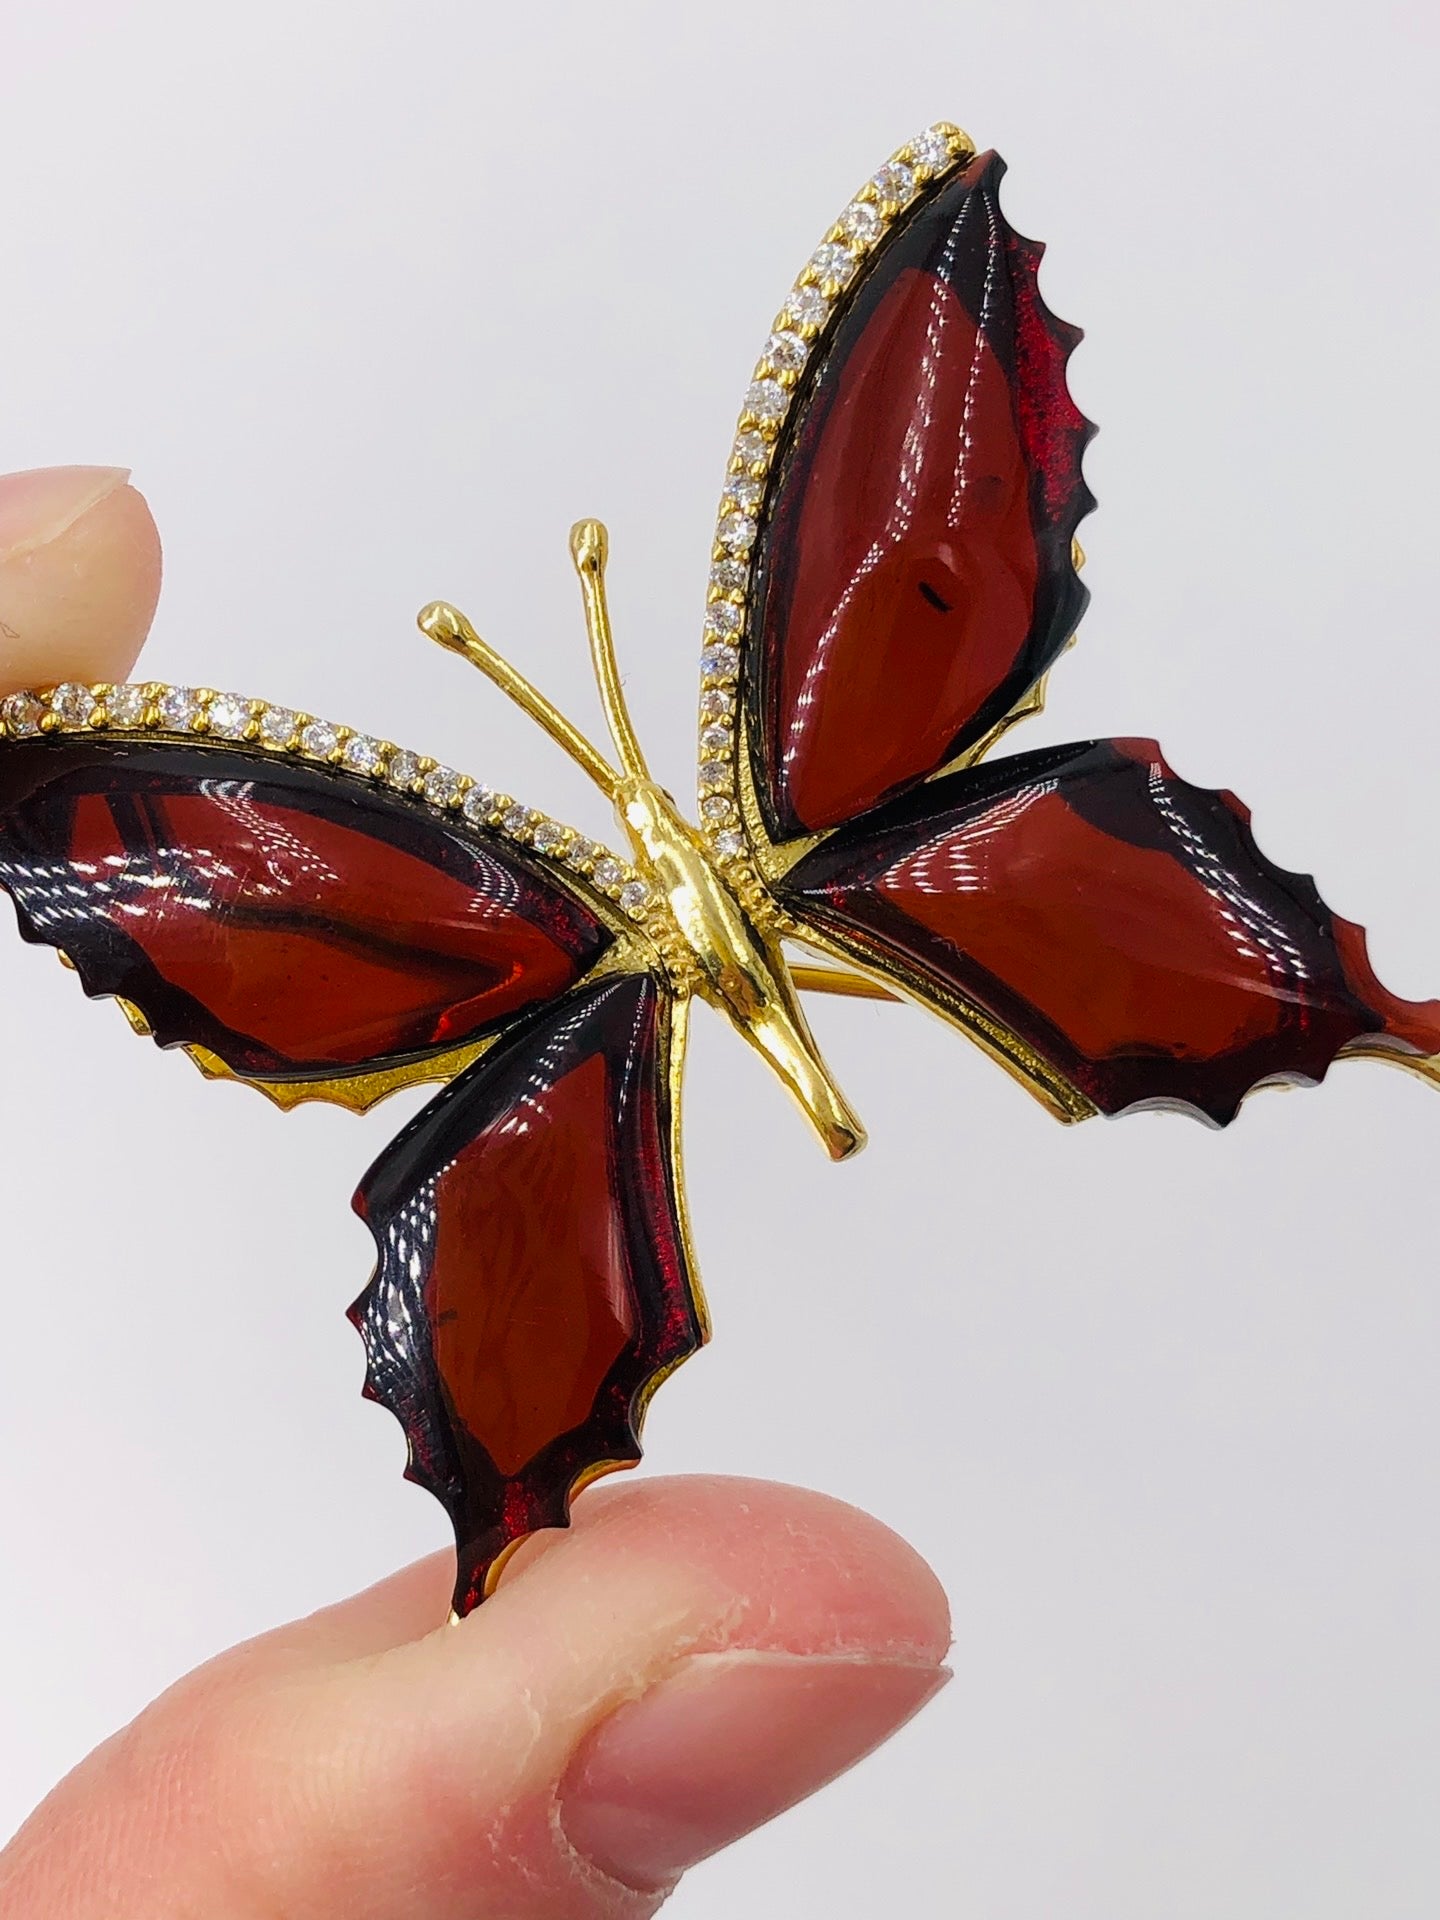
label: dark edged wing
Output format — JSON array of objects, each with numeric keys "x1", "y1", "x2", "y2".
[
  {"x1": 731, "y1": 138, "x2": 1093, "y2": 843},
  {"x1": 780, "y1": 739, "x2": 1440, "y2": 1126},
  {"x1": 350, "y1": 969, "x2": 705, "y2": 1615},
  {"x1": 0, "y1": 728, "x2": 619, "y2": 1100}
]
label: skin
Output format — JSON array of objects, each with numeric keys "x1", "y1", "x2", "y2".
[{"x1": 0, "y1": 465, "x2": 951, "y2": 1919}]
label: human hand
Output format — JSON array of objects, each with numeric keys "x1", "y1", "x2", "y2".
[{"x1": 0, "y1": 464, "x2": 950, "y2": 1919}]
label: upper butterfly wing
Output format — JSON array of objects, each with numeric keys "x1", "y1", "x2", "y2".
[
  {"x1": 780, "y1": 739, "x2": 1440, "y2": 1125},
  {"x1": 0, "y1": 725, "x2": 615, "y2": 1093},
  {"x1": 706, "y1": 134, "x2": 1093, "y2": 845},
  {"x1": 351, "y1": 969, "x2": 705, "y2": 1615}
]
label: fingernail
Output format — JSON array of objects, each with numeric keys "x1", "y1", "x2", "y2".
[
  {"x1": 0, "y1": 466, "x2": 130, "y2": 564},
  {"x1": 559, "y1": 1652, "x2": 949, "y2": 1890}
]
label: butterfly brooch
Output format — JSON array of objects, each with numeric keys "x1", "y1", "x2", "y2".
[{"x1": 3, "y1": 122, "x2": 1438, "y2": 1617}]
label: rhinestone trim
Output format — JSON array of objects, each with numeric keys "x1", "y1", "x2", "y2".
[
  {"x1": 695, "y1": 122, "x2": 976, "y2": 865},
  {"x1": 0, "y1": 683, "x2": 657, "y2": 923}
]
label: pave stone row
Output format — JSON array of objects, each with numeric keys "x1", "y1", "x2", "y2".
[
  {"x1": 695, "y1": 122, "x2": 975, "y2": 861},
  {"x1": 0, "y1": 682, "x2": 654, "y2": 921}
]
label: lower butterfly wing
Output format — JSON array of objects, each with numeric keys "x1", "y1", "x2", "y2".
[
  {"x1": 350, "y1": 969, "x2": 705, "y2": 1615},
  {"x1": 780, "y1": 739, "x2": 1440, "y2": 1126},
  {"x1": 0, "y1": 713, "x2": 634, "y2": 1107}
]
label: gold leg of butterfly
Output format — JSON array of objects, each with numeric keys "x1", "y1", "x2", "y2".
[{"x1": 790, "y1": 965, "x2": 899, "y2": 1003}]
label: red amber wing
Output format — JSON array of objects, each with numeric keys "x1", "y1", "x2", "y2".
[
  {"x1": 781, "y1": 739, "x2": 1440, "y2": 1126},
  {"x1": 350, "y1": 971, "x2": 704, "y2": 1615},
  {"x1": 0, "y1": 736, "x2": 611, "y2": 1081},
  {"x1": 748, "y1": 148, "x2": 1094, "y2": 839}
]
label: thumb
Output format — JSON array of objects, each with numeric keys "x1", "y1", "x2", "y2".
[
  {"x1": 0, "y1": 464, "x2": 162, "y2": 693},
  {"x1": 0, "y1": 1477, "x2": 950, "y2": 1919}
]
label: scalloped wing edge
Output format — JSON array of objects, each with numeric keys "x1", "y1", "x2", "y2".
[{"x1": 1130, "y1": 739, "x2": 1440, "y2": 1120}]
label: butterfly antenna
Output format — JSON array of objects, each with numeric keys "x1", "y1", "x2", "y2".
[
  {"x1": 417, "y1": 600, "x2": 622, "y2": 799},
  {"x1": 569, "y1": 519, "x2": 651, "y2": 783}
]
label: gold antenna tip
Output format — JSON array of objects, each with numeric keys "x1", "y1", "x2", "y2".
[
  {"x1": 417, "y1": 600, "x2": 478, "y2": 654},
  {"x1": 569, "y1": 518, "x2": 609, "y2": 576}
]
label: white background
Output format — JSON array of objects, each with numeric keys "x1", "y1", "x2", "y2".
[{"x1": 3, "y1": 3, "x2": 1439, "y2": 1914}]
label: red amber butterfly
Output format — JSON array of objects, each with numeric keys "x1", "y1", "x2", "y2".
[{"x1": 3, "y1": 124, "x2": 1438, "y2": 1616}]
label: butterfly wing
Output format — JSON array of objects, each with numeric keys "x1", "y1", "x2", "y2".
[
  {"x1": 1, "y1": 685, "x2": 697, "y2": 1604},
  {"x1": 351, "y1": 970, "x2": 704, "y2": 1615},
  {"x1": 779, "y1": 740, "x2": 1440, "y2": 1125},
  {"x1": 695, "y1": 125, "x2": 1093, "y2": 857},
  {"x1": 0, "y1": 687, "x2": 656, "y2": 1107}
]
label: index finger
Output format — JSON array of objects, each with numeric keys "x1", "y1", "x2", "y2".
[{"x1": 0, "y1": 465, "x2": 162, "y2": 697}]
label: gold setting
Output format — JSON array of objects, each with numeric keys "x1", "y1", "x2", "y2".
[
  {"x1": 0, "y1": 678, "x2": 657, "y2": 925},
  {"x1": 183, "y1": 1034, "x2": 500, "y2": 1116},
  {"x1": 693, "y1": 121, "x2": 977, "y2": 892}
]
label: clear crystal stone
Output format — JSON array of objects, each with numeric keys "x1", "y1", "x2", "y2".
[
  {"x1": 711, "y1": 557, "x2": 749, "y2": 594},
  {"x1": 104, "y1": 683, "x2": 150, "y2": 728},
  {"x1": 565, "y1": 836, "x2": 596, "y2": 870},
  {"x1": 840, "y1": 200, "x2": 883, "y2": 244},
  {"x1": 592, "y1": 856, "x2": 625, "y2": 890},
  {"x1": 909, "y1": 126, "x2": 953, "y2": 174},
  {"x1": 259, "y1": 705, "x2": 299, "y2": 747},
  {"x1": 387, "y1": 748, "x2": 422, "y2": 789},
  {"x1": 809, "y1": 242, "x2": 856, "y2": 287},
  {"x1": 766, "y1": 329, "x2": 808, "y2": 373},
  {"x1": 722, "y1": 474, "x2": 763, "y2": 513},
  {"x1": 785, "y1": 283, "x2": 830, "y2": 327},
  {"x1": 51, "y1": 683, "x2": 97, "y2": 728},
  {"x1": 208, "y1": 693, "x2": 252, "y2": 739},
  {"x1": 462, "y1": 784, "x2": 495, "y2": 823},
  {"x1": 714, "y1": 828, "x2": 745, "y2": 858},
  {"x1": 300, "y1": 718, "x2": 340, "y2": 758},
  {"x1": 2, "y1": 691, "x2": 43, "y2": 737},
  {"x1": 732, "y1": 430, "x2": 769, "y2": 468},
  {"x1": 423, "y1": 765, "x2": 462, "y2": 806},
  {"x1": 718, "y1": 513, "x2": 757, "y2": 555},
  {"x1": 532, "y1": 819, "x2": 564, "y2": 852},
  {"x1": 872, "y1": 160, "x2": 915, "y2": 205},
  {"x1": 342, "y1": 733, "x2": 383, "y2": 774},
  {"x1": 698, "y1": 760, "x2": 729, "y2": 787},
  {"x1": 700, "y1": 688, "x2": 735, "y2": 718},
  {"x1": 700, "y1": 723, "x2": 732, "y2": 753},
  {"x1": 619, "y1": 881, "x2": 650, "y2": 916},
  {"x1": 745, "y1": 378, "x2": 787, "y2": 422},
  {"x1": 700, "y1": 643, "x2": 740, "y2": 679},
  {"x1": 158, "y1": 687, "x2": 204, "y2": 732},
  {"x1": 502, "y1": 803, "x2": 530, "y2": 835},
  {"x1": 706, "y1": 599, "x2": 742, "y2": 636},
  {"x1": 701, "y1": 794, "x2": 734, "y2": 821}
]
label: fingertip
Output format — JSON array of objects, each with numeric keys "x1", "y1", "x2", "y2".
[
  {"x1": 501, "y1": 1473, "x2": 953, "y2": 1664},
  {"x1": 0, "y1": 465, "x2": 162, "y2": 694}
]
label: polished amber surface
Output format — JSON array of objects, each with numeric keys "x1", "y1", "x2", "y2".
[
  {"x1": 749, "y1": 150, "x2": 1094, "y2": 838},
  {"x1": 783, "y1": 739, "x2": 1440, "y2": 1123},
  {"x1": 0, "y1": 738, "x2": 610, "y2": 1077},
  {"x1": 352, "y1": 972, "x2": 704, "y2": 1616}
]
